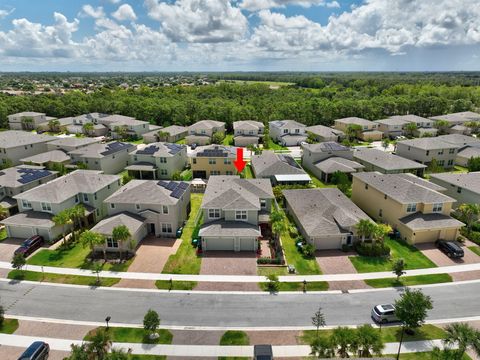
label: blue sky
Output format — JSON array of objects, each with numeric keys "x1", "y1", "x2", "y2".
[{"x1": 0, "y1": 0, "x2": 479, "y2": 71}]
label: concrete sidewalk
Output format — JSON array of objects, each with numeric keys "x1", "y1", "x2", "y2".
[{"x1": 0, "y1": 333, "x2": 451, "y2": 357}]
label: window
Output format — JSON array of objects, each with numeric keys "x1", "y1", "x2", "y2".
[
  {"x1": 426, "y1": 150, "x2": 430, "y2": 156},
  {"x1": 201, "y1": 130, "x2": 206, "y2": 134},
  {"x1": 449, "y1": 148, "x2": 455, "y2": 154},
  {"x1": 22, "y1": 200, "x2": 32, "y2": 209},
  {"x1": 94, "y1": 193, "x2": 97, "y2": 200},
  {"x1": 162, "y1": 223, "x2": 172, "y2": 233},
  {"x1": 433, "y1": 203, "x2": 443, "y2": 212},
  {"x1": 209, "y1": 159, "x2": 216, "y2": 165},
  {"x1": 365, "y1": 184, "x2": 368, "y2": 190},
  {"x1": 107, "y1": 238, "x2": 119, "y2": 248},
  {"x1": 209, "y1": 209, "x2": 220, "y2": 219},
  {"x1": 226, "y1": 171, "x2": 233, "y2": 175},
  {"x1": 438, "y1": 150, "x2": 444, "y2": 155},
  {"x1": 41, "y1": 202, "x2": 52, "y2": 212},
  {"x1": 260, "y1": 199, "x2": 266, "y2": 209},
  {"x1": 408, "y1": 146, "x2": 411, "y2": 151},
  {"x1": 108, "y1": 184, "x2": 111, "y2": 189},
  {"x1": 438, "y1": 160, "x2": 445, "y2": 166},
  {"x1": 295, "y1": 129, "x2": 300, "y2": 134},
  {"x1": 192, "y1": 158, "x2": 197, "y2": 164},
  {"x1": 159, "y1": 157, "x2": 167, "y2": 163},
  {"x1": 236, "y1": 210, "x2": 247, "y2": 221},
  {"x1": 384, "y1": 194, "x2": 387, "y2": 200},
  {"x1": 75, "y1": 194, "x2": 79, "y2": 203},
  {"x1": 110, "y1": 203, "x2": 115, "y2": 209},
  {"x1": 211, "y1": 170, "x2": 220, "y2": 175},
  {"x1": 447, "y1": 159, "x2": 454, "y2": 166},
  {"x1": 96, "y1": 209, "x2": 100, "y2": 216},
  {"x1": 160, "y1": 169, "x2": 168, "y2": 176},
  {"x1": 161, "y1": 205, "x2": 168, "y2": 214},
  {"x1": 283, "y1": 129, "x2": 288, "y2": 134},
  {"x1": 135, "y1": 204, "x2": 141, "y2": 210},
  {"x1": 379, "y1": 209, "x2": 383, "y2": 217},
  {"x1": 457, "y1": 187, "x2": 462, "y2": 194},
  {"x1": 224, "y1": 159, "x2": 231, "y2": 164},
  {"x1": 134, "y1": 156, "x2": 137, "y2": 161},
  {"x1": 83, "y1": 193, "x2": 89, "y2": 202},
  {"x1": 406, "y1": 203, "x2": 417, "y2": 213}
]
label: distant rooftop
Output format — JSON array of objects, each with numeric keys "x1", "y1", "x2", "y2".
[
  {"x1": 133, "y1": 142, "x2": 186, "y2": 157},
  {"x1": 0, "y1": 131, "x2": 55, "y2": 149},
  {"x1": 430, "y1": 172, "x2": 480, "y2": 195},
  {"x1": 69, "y1": 141, "x2": 134, "y2": 158},
  {"x1": 20, "y1": 150, "x2": 70, "y2": 164},
  {"x1": 0, "y1": 166, "x2": 56, "y2": 188},
  {"x1": 188, "y1": 120, "x2": 225, "y2": 131},
  {"x1": 47, "y1": 136, "x2": 100, "y2": 148},
  {"x1": 354, "y1": 148, "x2": 426, "y2": 171},
  {"x1": 335, "y1": 117, "x2": 375, "y2": 126},
  {"x1": 397, "y1": 137, "x2": 459, "y2": 150},
  {"x1": 269, "y1": 120, "x2": 306, "y2": 129},
  {"x1": 430, "y1": 111, "x2": 480, "y2": 123}
]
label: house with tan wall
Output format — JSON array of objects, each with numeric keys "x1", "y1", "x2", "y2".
[
  {"x1": 186, "y1": 120, "x2": 226, "y2": 146},
  {"x1": 333, "y1": 117, "x2": 383, "y2": 141},
  {"x1": 190, "y1": 145, "x2": 237, "y2": 179}
]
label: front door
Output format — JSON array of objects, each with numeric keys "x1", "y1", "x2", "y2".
[{"x1": 149, "y1": 223, "x2": 156, "y2": 234}]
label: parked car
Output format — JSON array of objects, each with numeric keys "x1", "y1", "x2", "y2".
[
  {"x1": 14, "y1": 235, "x2": 44, "y2": 257},
  {"x1": 436, "y1": 240, "x2": 464, "y2": 258},
  {"x1": 371, "y1": 304, "x2": 397, "y2": 323},
  {"x1": 176, "y1": 227, "x2": 183, "y2": 238},
  {"x1": 18, "y1": 341, "x2": 49, "y2": 360},
  {"x1": 190, "y1": 143, "x2": 197, "y2": 150}
]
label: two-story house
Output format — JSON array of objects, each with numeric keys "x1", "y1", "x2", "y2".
[
  {"x1": 185, "y1": 120, "x2": 226, "y2": 146},
  {"x1": 374, "y1": 117, "x2": 410, "y2": 138},
  {"x1": 430, "y1": 172, "x2": 480, "y2": 209},
  {"x1": 233, "y1": 120, "x2": 265, "y2": 146},
  {"x1": 0, "y1": 166, "x2": 58, "y2": 216},
  {"x1": 0, "y1": 131, "x2": 56, "y2": 166},
  {"x1": 190, "y1": 145, "x2": 237, "y2": 179},
  {"x1": 353, "y1": 148, "x2": 426, "y2": 175},
  {"x1": 65, "y1": 113, "x2": 109, "y2": 136},
  {"x1": 395, "y1": 138, "x2": 459, "y2": 169},
  {"x1": 126, "y1": 142, "x2": 188, "y2": 180},
  {"x1": 2, "y1": 170, "x2": 121, "y2": 242},
  {"x1": 8, "y1": 112, "x2": 55, "y2": 130},
  {"x1": 99, "y1": 114, "x2": 150, "y2": 139},
  {"x1": 333, "y1": 117, "x2": 383, "y2": 141},
  {"x1": 47, "y1": 137, "x2": 101, "y2": 152},
  {"x1": 306, "y1": 125, "x2": 345, "y2": 142},
  {"x1": 143, "y1": 125, "x2": 188, "y2": 144},
  {"x1": 69, "y1": 141, "x2": 135, "y2": 174},
  {"x1": 251, "y1": 151, "x2": 310, "y2": 185},
  {"x1": 387, "y1": 115, "x2": 436, "y2": 137},
  {"x1": 199, "y1": 176, "x2": 274, "y2": 252},
  {"x1": 269, "y1": 120, "x2": 307, "y2": 146},
  {"x1": 351, "y1": 172, "x2": 464, "y2": 244},
  {"x1": 93, "y1": 180, "x2": 191, "y2": 253}
]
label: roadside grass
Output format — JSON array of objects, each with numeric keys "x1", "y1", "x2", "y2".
[
  {"x1": 468, "y1": 246, "x2": 480, "y2": 257},
  {"x1": 162, "y1": 193, "x2": 203, "y2": 274},
  {"x1": 265, "y1": 138, "x2": 287, "y2": 150},
  {"x1": 222, "y1": 134, "x2": 234, "y2": 145},
  {"x1": 365, "y1": 274, "x2": 452, "y2": 288},
  {"x1": 219, "y1": 331, "x2": 249, "y2": 345},
  {"x1": 395, "y1": 352, "x2": 471, "y2": 360},
  {"x1": 244, "y1": 164, "x2": 254, "y2": 179},
  {"x1": 0, "y1": 228, "x2": 7, "y2": 242},
  {"x1": 84, "y1": 326, "x2": 172, "y2": 344},
  {"x1": 349, "y1": 238, "x2": 436, "y2": 273},
  {"x1": 257, "y1": 267, "x2": 288, "y2": 276},
  {"x1": 0, "y1": 319, "x2": 19, "y2": 334},
  {"x1": 259, "y1": 281, "x2": 328, "y2": 292},
  {"x1": 302, "y1": 167, "x2": 336, "y2": 189},
  {"x1": 155, "y1": 280, "x2": 197, "y2": 290},
  {"x1": 8, "y1": 269, "x2": 120, "y2": 287},
  {"x1": 27, "y1": 241, "x2": 133, "y2": 272}
]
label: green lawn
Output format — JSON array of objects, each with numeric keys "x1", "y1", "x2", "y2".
[
  {"x1": 127, "y1": 138, "x2": 145, "y2": 145},
  {"x1": 219, "y1": 331, "x2": 249, "y2": 345},
  {"x1": 349, "y1": 238, "x2": 436, "y2": 273},
  {"x1": 244, "y1": 164, "x2": 254, "y2": 179},
  {"x1": 8, "y1": 270, "x2": 120, "y2": 287},
  {"x1": 155, "y1": 280, "x2": 197, "y2": 290},
  {"x1": 85, "y1": 326, "x2": 172, "y2": 344},
  {"x1": 0, "y1": 228, "x2": 7, "y2": 242},
  {"x1": 0, "y1": 319, "x2": 19, "y2": 334},
  {"x1": 180, "y1": 168, "x2": 193, "y2": 181},
  {"x1": 469, "y1": 246, "x2": 480, "y2": 256},
  {"x1": 265, "y1": 138, "x2": 287, "y2": 150},
  {"x1": 365, "y1": 274, "x2": 452, "y2": 288},
  {"x1": 453, "y1": 165, "x2": 469, "y2": 173},
  {"x1": 175, "y1": 139, "x2": 186, "y2": 145},
  {"x1": 395, "y1": 352, "x2": 471, "y2": 360},
  {"x1": 302, "y1": 167, "x2": 336, "y2": 189},
  {"x1": 257, "y1": 267, "x2": 288, "y2": 276},
  {"x1": 259, "y1": 281, "x2": 328, "y2": 292},
  {"x1": 162, "y1": 193, "x2": 203, "y2": 274},
  {"x1": 27, "y1": 241, "x2": 132, "y2": 272},
  {"x1": 222, "y1": 134, "x2": 234, "y2": 145}
]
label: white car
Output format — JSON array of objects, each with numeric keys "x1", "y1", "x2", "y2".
[{"x1": 371, "y1": 304, "x2": 398, "y2": 323}]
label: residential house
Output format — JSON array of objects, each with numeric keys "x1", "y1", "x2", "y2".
[
  {"x1": 8, "y1": 112, "x2": 54, "y2": 130},
  {"x1": 388, "y1": 115, "x2": 434, "y2": 137},
  {"x1": 20, "y1": 150, "x2": 71, "y2": 167},
  {"x1": 251, "y1": 151, "x2": 310, "y2": 185},
  {"x1": 0, "y1": 166, "x2": 58, "y2": 215},
  {"x1": 351, "y1": 172, "x2": 464, "y2": 244},
  {"x1": 269, "y1": 120, "x2": 307, "y2": 146},
  {"x1": 199, "y1": 176, "x2": 274, "y2": 252},
  {"x1": 0, "y1": 131, "x2": 56, "y2": 166},
  {"x1": 353, "y1": 148, "x2": 426, "y2": 175},
  {"x1": 333, "y1": 117, "x2": 383, "y2": 141},
  {"x1": 190, "y1": 145, "x2": 237, "y2": 179},
  {"x1": 185, "y1": 120, "x2": 226, "y2": 146},
  {"x1": 99, "y1": 114, "x2": 150, "y2": 139},
  {"x1": 301, "y1": 142, "x2": 364, "y2": 182},
  {"x1": 126, "y1": 142, "x2": 187, "y2": 180},
  {"x1": 66, "y1": 113, "x2": 109, "y2": 137},
  {"x1": 47, "y1": 137, "x2": 101, "y2": 152},
  {"x1": 143, "y1": 125, "x2": 188, "y2": 144},
  {"x1": 233, "y1": 120, "x2": 265, "y2": 146},
  {"x1": 37, "y1": 116, "x2": 74, "y2": 132},
  {"x1": 395, "y1": 137, "x2": 459, "y2": 168},
  {"x1": 456, "y1": 147, "x2": 480, "y2": 167},
  {"x1": 430, "y1": 111, "x2": 480, "y2": 127},
  {"x1": 284, "y1": 188, "x2": 371, "y2": 250},
  {"x1": 69, "y1": 141, "x2": 135, "y2": 174},
  {"x1": 2, "y1": 170, "x2": 121, "y2": 242},
  {"x1": 306, "y1": 125, "x2": 345, "y2": 142},
  {"x1": 374, "y1": 117, "x2": 409, "y2": 138},
  {"x1": 430, "y1": 172, "x2": 480, "y2": 208}
]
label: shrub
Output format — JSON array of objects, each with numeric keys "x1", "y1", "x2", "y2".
[
  {"x1": 354, "y1": 242, "x2": 391, "y2": 257},
  {"x1": 257, "y1": 257, "x2": 283, "y2": 265},
  {"x1": 302, "y1": 243, "x2": 315, "y2": 257},
  {"x1": 341, "y1": 244, "x2": 351, "y2": 252}
]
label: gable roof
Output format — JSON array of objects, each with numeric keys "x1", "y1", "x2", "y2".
[
  {"x1": 315, "y1": 157, "x2": 364, "y2": 174},
  {"x1": 69, "y1": 141, "x2": 135, "y2": 158},
  {"x1": 436, "y1": 134, "x2": 480, "y2": 147},
  {"x1": 354, "y1": 148, "x2": 426, "y2": 171},
  {"x1": 0, "y1": 166, "x2": 57, "y2": 188},
  {"x1": 47, "y1": 137, "x2": 100, "y2": 149},
  {"x1": 269, "y1": 120, "x2": 306, "y2": 129},
  {"x1": 430, "y1": 111, "x2": 480, "y2": 124},
  {"x1": 397, "y1": 137, "x2": 459, "y2": 150},
  {"x1": 335, "y1": 117, "x2": 375, "y2": 126},
  {"x1": 132, "y1": 142, "x2": 186, "y2": 157},
  {"x1": 374, "y1": 117, "x2": 410, "y2": 126},
  {"x1": 233, "y1": 120, "x2": 264, "y2": 131},
  {"x1": 161, "y1": 125, "x2": 188, "y2": 135},
  {"x1": 91, "y1": 212, "x2": 145, "y2": 235},
  {"x1": 188, "y1": 120, "x2": 225, "y2": 131},
  {"x1": 20, "y1": 150, "x2": 71, "y2": 164},
  {"x1": 389, "y1": 115, "x2": 431, "y2": 124},
  {"x1": 306, "y1": 125, "x2": 345, "y2": 138},
  {"x1": 430, "y1": 172, "x2": 480, "y2": 195},
  {"x1": 457, "y1": 146, "x2": 480, "y2": 159},
  {"x1": 251, "y1": 151, "x2": 306, "y2": 178},
  {"x1": 100, "y1": 114, "x2": 148, "y2": 127},
  {"x1": 302, "y1": 141, "x2": 351, "y2": 154},
  {"x1": 0, "y1": 131, "x2": 55, "y2": 149},
  {"x1": 9, "y1": 112, "x2": 45, "y2": 117}
]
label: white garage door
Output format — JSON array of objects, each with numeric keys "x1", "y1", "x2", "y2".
[
  {"x1": 7, "y1": 226, "x2": 35, "y2": 239},
  {"x1": 204, "y1": 237, "x2": 234, "y2": 251},
  {"x1": 240, "y1": 237, "x2": 255, "y2": 251},
  {"x1": 314, "y1": 236, "x2": 343, "y2": 250}
]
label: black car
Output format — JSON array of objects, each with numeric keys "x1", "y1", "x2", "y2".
[
  {"x1": 14, "y1": 235, "x2": 44, "y2": 257},
  {"x1": 18, "y1": 341, "x2": 49, "y2": 360},
  {"x1": 436, "y1": 240, "x2": 464, "y2": 258},
  {"x1": 190, "y1": 143, "x2": 198, "y2": 150}
]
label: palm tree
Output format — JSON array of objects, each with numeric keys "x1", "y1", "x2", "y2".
[
  {"x1": 157, "y1": 130, "x2": 170, "y2": 141},
  {"x1": 356, "y1": 219, "x2": 375, "y2": 243},
  {"x1": 465, "y1": 121, "x2": 480, "y2": 134},
  {"x1": 68, "y1": 204, "x2": 86, "y2": 241},
  {"x1": 87, "y1": 328, "x2": 111, "y2": 359},
  {"x1": 405, "y1": 122, "x2": 417, "y2": 137},
  {"x1": 21, "y1": 117, "x2": 34, "y2": 130},
  {"x1": 355, "y1": 324, "x2": 384, "y2": 357},
  {"x1": 52, "y1": 210, "x2": 73, "y2": 245},
  {"x1": 310, "y1": 336, "x2": 335, "y2": 358},
  {"x1": 435, "y1": 119, "x2": 450, "y2": 135},
  {"x1": 372, "y1": 223, "x2": 392, "y2": 245},
  {"x1": 79, "y1": 230, "x2": 106, "y2": 260},
  {"x1": 345, "y1": 124, "x2": 362, "y2": 142},
  {"x1": 82, "y1": 122, "x2": 94, "y2": 136},
  {"x1": 332, "y1": 326, "x2": 357, "y2": 358},
  {"x1": 270, "y1": 210, "x2": 287, "y2": 241},
  {"x1": 443, "y1": 323, "x2": 480, "y2": 360},
  {"x1": 456, "y1": 203, "x2": 480, "y2": 231},
  {"x1": 112, "y1": 225, "x2": 131, "y2": 260},
  {"x1": 48, "y1": 119, "x2": 61, "y2": 132},
  {"x1": 0, "y1": 205, "x2": 9, "y2": 221}
]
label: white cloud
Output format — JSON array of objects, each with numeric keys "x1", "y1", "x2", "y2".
[
  {"x1": 0, "y1": 8, "x2": 15, "y2": 19},
  {"x1": 145, "y1": 0, "x2": 248, "y2": 43},
  {"x1": 111, "y1": 4, "x2": 137, "y2": 21},
  {"x1": 240, "y1": 0, "x2": 339, "y2": 11},
  {"x1": 80, "y1": 5, "x2": 105, "y2": 19}
]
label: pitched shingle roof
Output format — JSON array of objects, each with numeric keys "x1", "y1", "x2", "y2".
[
  {"x1": 306, "y1": 125, "x2": 344, "y2": 138},
  {"x1": 47, "y1": 137, "x2": 100, "y2": 148},
  {"x1": 233, "y1": 120, "x2": 264, "y2": 131},
  {"x1": 430, "y1": 111, "x2": 480, "y2": 124},
  {"x1": 199, "y1": 220, "x2": 261, "y2": 237},
  {"x1": 69, "y1": 141, "x2": 135, "y2": 158},
  {"x1": 457, "y1": 146, "x2": 480, "y2": 159},
  {"x1": 0, "y1": 166, "x2": 57, "y2": 188},
  {"x1": 374, "y1": 118, "x2": 409, "y2": 126},
  {"x1": 436, "y1": 134, "x2": 480, "y2": 147},
  {"x1": 389, "y1": 115, "x2": 431, "y2": 124},
  {"x1": 430, "y1": 172, "x2": 480, "y2": 195},
  {"x1": 314, "y1": 157, "x2": 364, "y2": 174},
  {"x1": 251, "y1": 151, "x2": 306, "y2": 178},
  {"x1": 335, "y1": 117, "x2": 375, "y2": 126},
  {"x1": 91, "y1": 212, "x2": 145, "y2": 235},
  {"x1": 399, "y1": 212, "x2": 464, "y2": 230},
  {"x1": 0, "y1": 131, "x2": 55, "y2": 149},
  {"x1": 132, "y1": 142, "x2": 186, "y2": 157},
  {"x1": 193, "y1": 145, "x2": 237, "y2": 158},
  {"x1": 269, "y1": 120, "x2": 306, "y2": 129},
  {"x1": 397, "y1": 137, "x2": 459, "y2": 150},
  {"x1": 354, "y1": 148, "x2": 426, "y2": 171},
  {"x1": 20, "y1": 150, "x2": 71, "y2": 164},
  {"x1": 188, "y1": 120, "x2": 225, "y2": 131}
]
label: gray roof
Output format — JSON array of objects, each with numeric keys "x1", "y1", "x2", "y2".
[
  {"x1": 1, "y1": 210, "x2": 54, "y2": 228},
  {"x1": 199, "y1": 220, "x2": 261, "y2": 237},
  {"x1": 251, "y1": 151, "x2": 306, "y2": 178},
  {"x1": 269, "y1": 120, "x2": 306, "y2": 129},
  {"x1": 9, "y1": 112, "x2": 45, "y2": 117},
  {"x1": 302, "y1": 141, "x2": 350, "y2": 153},
  {"x1": 430, "y1": 111, "x2": 480, "y2": 124},
  {"x1": 14, "y1": 170, "x2": 120, "y2": 203},
  {"x1": 457, "y1": 146, "x2": 480, "y2": 159},
  {"x1": 430, "y1": 172, "x2": 480, "y2": 195},
  {"x1": 20, "y1": 150, "x2": 70, "y2": 164},
  {"x1": 161, "y1": 125, "x2": 188, "y2": 136},
  {"x1": 104, "y1": 180, "x2": 189, "y2": 205},
  {"x1": 47, "y1": 137, "x2": 100, "y2": 148},
  {"x1": 354, "y1": 148, "x2": 426, "y2": 171},
  {"x1": 125, "y1": 163, "x2": 157, "y2": 171},
  {"x1": 0, "y1": 131, "x2": 55, "y2": 149},
  {"x1": 0, "y1": 166, "x2": 57, "y2": 188},
  {"x1": 399, "y1": 212, "x2": 464, "y2": 231},
  {"x1": 389, "y1": 115, "x2": 431, "y2": 124},
  {"x1": 188, "y1": 120, "x2": 225, "y2": 131},
  {"x1": 69, "y1": 141, "x2": 135, "y2": 158},
  {"x1": 374, "y1": 118, "x2": 409, "y2": 126},
  {"x1": 306, "y1": 125, "x2": 344, "y2": 138},
  {"x1": 284, "y1": 188, "x2": 371, "y2": 237},
  {"x1": 100, "y1": 114, "x2": 148, "y2": 127},
  {"x1": 202, "y1": 176, "x2": 273, "y2": 211},
  {"x1": 335, "y1": 117, "x2": 375, "y2": 126},
  {"x1": 397, "y1": 137, "x2": 459, "y2": 150},
  {"x1": 436, "y1": 134, "x2": 480, "y2": 147},
  {"x1": 132, "y1": 142, "x2": 186, "y2": 157},
  {"x1": 353, "y1": 172, "x2": 453, "y2": 204},
  {"x1": 315, "y1": 157, "x2": 364, "y2": 174},
  {"x1": 233, "y1": 120, "x2": 264, "y2": 131},
  {"x1": 91, "y1": 212, "x2": 145, "y2": 236},
  {"x1": 193, "y1": 145, "x2": 237, "y2": 158}
]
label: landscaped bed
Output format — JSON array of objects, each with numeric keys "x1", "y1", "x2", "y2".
[
  {"x1": 0, "y1": 228, "x2": 7, "y2": 242},
  {"x1": 469, "y1": 246, "x2": 480, "y2": 257},
  {"x1": 0, "y1": 318, "x2": 19, "y2": 334},
  {"x1": 84, "y1": 326, "x2": 173, "y2": 344},
  {"x1": 8, "y1": 269, "x2": 120, "y2": 287},
  {"x1": 259, "y1": 281, "x2": 328, "y2": 292},
  {"x1": 155, "y1": 280, "x2": 197, "y2": 290},
  {"x1": 365, "y1": 274, "x2": 452, "y2": 288}
]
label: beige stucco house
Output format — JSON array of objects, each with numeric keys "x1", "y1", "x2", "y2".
[
  {"x1": 143, "y1": 125, "x2": 188, "y2": 144},
  {"x1": 0, "y1": 131, "x2": 56, "y2": 166},
  {"x1": 269, "y1": 120, "x2": 307, "y2": 146},
  {"x1": 233, "y1": 120, "x2": 265, "y2": 146},
  {"x1": 190, "y1": 145, "x2": 238, "y2": 179},
  {"x1": 186, "y1": 120, "x2": 226, "y2": 145},
  {"x1": 251, "y1": 151, "x2": 310, "y2": 185},
  {"x1": 8, "y1": 112, "x2": 54, "y2": 130},
  {"x1": 334, "y1": 117, "x2": 383, "y2": 141}
]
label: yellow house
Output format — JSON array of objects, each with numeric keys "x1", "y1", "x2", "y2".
[
  {"x1": 351, "y1": 172, "x2": 464, "y2": 244},
  {"x1": 191, "y1": 145, "x2": 238, "y2": 179},
  {"x1": 333, "y1": 117, "x2": 383, "y2": 141}
]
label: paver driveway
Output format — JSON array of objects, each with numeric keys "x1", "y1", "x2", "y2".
[
  {"x1": 416, "y1": 241, "x2": 480, "y2": 267},
  {"x1": 315, "y1": 249, "x2": 358, "y2": 274},
  {"x1": 0, "y1": 238, "x2": 23, "y2": 262},
  {"x1": 128, "y1": 236, "x2": 181, "y2": 273}
]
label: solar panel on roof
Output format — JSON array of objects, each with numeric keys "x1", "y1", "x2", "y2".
[
  {"x1": 100, "y1": 142, "x2": 133, "y2": 156},
  {"x1": 171, "y1": 188, "x2": 185, "y2": 199},
  {"x1": 136, "y1": 145, "x2": 159, "y2": 155},
  {"x1": 165, "y1": 181, "x2": 177, "y2": 191},
  {"x1": 178, "y1": 182, "x2": 189, "y2": 189},
  {"x1": 166, "y1": 143, "x2": 183, "y2": 155}
]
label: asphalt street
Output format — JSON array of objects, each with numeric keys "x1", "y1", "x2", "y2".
[{"x1": 1, "y1": 281, "x2": 479, "y2": 327}]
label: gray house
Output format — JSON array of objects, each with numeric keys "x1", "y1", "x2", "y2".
[
  {"x1": 2, "y1": 170, "x2": 121, "y2": 242},
  {"x1": 20, "y1": 150, "x2": 71, "y2": 167},
  {"x1": 233, "y1": 120, "x2": 265, "y2": 146},
  {"x1": 353, "y1": 148, "x2": 426, "y2": 175},
  {"x1": 0, "y1": 131, "x2": 56, "y2": 166},
  {"x1": 251, "y1": 151, "x2": 310, "y2": 185},
  {"x1": 47, "y1": 137, "x2": 101, "y2": 152},
  {"x1": 374, "y1": 117, "x2": 409, "y2": 138},
  {"x1": 269, "y1": 120, "x2": 307, "y2": 146},
  {"x1": 430, "y1": 172, "x2": 480, "y2": 208},
  {"x1": 306, "y1": 125, "x2": 345, "y2": 142},
  {"x1": 8, "y1": 112, "x2": 54, "y2": 130},
  {"x1": 284, "y1": 188, "x2": 371, "y2": 250},
  {"x1": 456, "y1": 146, "x2": 480, "y2": 167},
  {"x1": 143, "y1": 125, "x2": 188, "y2": 144},
  {"x1": 126, "y1": 142, "x2": 187, "y2": 180},
  {"x1": 430, "y1": 111, "x2": 480, "y2": 127},
  {"x1": 186, "y1": 120, "x2": 226, "y2": 146},
  {"x1": 99, "y1": 114, "x2": 150, "y2": 139},
  {"x1": 199, "y1": 176, "x2": 274, "y2": 252},
  {"x1": 395, "y1": 137, "x2": 459, "y2": 168}
]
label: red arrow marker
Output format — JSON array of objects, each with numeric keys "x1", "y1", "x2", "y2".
[{"x1": 233, "y1": 147, "x2": 247, "y2": 173}]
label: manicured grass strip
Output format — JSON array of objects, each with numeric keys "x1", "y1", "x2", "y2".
[
  {"x1": 394, "y1": 352, "x2": 471, "y2": 360},
  {"x1": 84, "y1": 327, "x2": 172, "y2": 344},
  {"x1": 259, "y1": 281, "x2": 328, "y2": 292},
  {"x1": 155, "y1": 280, "x2": 197, "y2": 290},
  {"x1": 163, "y1": 193, "x2": 203, "y2": 274},
  {"x1": 8, "y1": 270, "x2": 120, "y2": 287},
  {"x1": 469, "y1": 246, "x2": 480, "y2": 257},
  {"x1": 257, "y1": 267, "x2": 288, "y2": 276},
  {"x1": 244, "y1": 164, "x2": 254, "y2": 179},
  {"x1": 0, "y1": 319, "x2": 19, "y2": 334},
  {"x1": 365, "y1": 274, "x2": 452, "y2": 288},
  {"x1": 349, "y1": 238, "x2": 436, "y2": 273},
  {"x1": 302, "y1": 167, "x2": 336, "y2": 189},
  {"x1": 219, "y1": 331, "x2": 249, "y2": 346},
  {"x1": 0, "y1": 228, "x2": 7, "y2": 242},
  {"x1": 265, "y1": 138, "x2": 287, "y2": 150}
]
